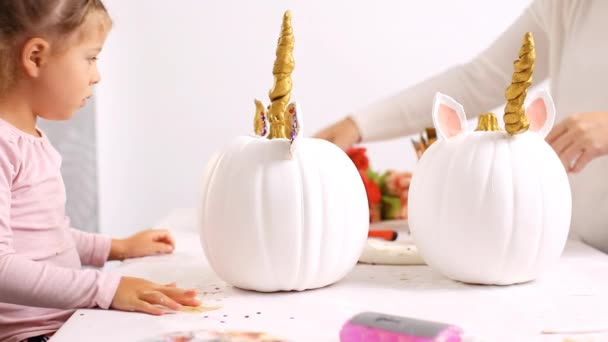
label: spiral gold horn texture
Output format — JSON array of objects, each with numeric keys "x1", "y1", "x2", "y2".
[
  {"x1": 267, "y1": 11, "x2": 295, "y2": 140},
  {"x1": 504, "y1": 32, "x2": 535, "y2": 135}
]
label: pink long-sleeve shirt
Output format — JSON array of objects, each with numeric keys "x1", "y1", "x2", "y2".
[{"x1": 0, "y1": 118, "x2": 122, "y2": 342}]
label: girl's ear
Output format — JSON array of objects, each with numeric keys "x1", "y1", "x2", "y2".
[{"x1": 21, "y1": 37, "x2": 51, "y2": 78}]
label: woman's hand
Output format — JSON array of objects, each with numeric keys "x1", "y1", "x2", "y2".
[
  {"x1": 546, "y1": 112, "x2": 608, "y2": 173},
  {"x1": 313, "y1": 117, "x2": 362, "y2": 150}
]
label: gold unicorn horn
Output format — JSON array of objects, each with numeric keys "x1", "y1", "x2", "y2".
[
  {"x1": 504, "y1": 32, "x2": 535, "y2": 135},
  {"x1": 267, "y1": 10, "x2": 295, "y2": 140}
]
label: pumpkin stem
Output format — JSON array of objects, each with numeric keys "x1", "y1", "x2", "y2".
[
  {"x1": 475, "y1": 113, "x2": 502, "y2": 131},
  {"x1": 267, "y1": 11, "x2": 295, "y2": 140},
  {"x1": 504, "y1": 32, "x2": 534, "y2": 135}
]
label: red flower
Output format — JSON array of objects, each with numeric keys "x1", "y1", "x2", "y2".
[
  {"x1": 360, "y1": 170, "x2": 381, "y2": 206},
  {"x1": 346, "y1": 147, "x2": 369, "y2": 172}
]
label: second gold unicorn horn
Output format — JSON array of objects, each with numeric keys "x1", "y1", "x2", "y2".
[{"x1": 504, "y1": 32, "x2": 535, "y2": 135}]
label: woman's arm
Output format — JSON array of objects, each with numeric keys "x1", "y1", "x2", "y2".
[{"x1": 351, "y1": 0, "x2": 552, "y2": 142}]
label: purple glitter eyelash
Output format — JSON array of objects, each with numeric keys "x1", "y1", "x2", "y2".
[
  {"x1": 260, "y1": 112, "x2": 267, "y2": 136},
  {"x1": 289, "y1": 106, "x2": 298, "y2": 142}
]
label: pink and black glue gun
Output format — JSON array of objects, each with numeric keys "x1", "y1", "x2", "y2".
[{"x1": 340, "y1": 312, "x2": 464, "y2": 342}]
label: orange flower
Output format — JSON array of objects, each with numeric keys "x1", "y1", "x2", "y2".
[
  {"x1": 384, "y1": 171, "x2": 412, "y2": 220},
  {"x1": 346, "y1": 147, "x2": 369, "y2": 172},
  {"x1": 384, "y1": 170, "x2": 412, "y2": 198}
]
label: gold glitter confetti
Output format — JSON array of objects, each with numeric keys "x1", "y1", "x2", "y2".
[{"x1": 180, "y1": 305, "x2": 221, "y2": 313}]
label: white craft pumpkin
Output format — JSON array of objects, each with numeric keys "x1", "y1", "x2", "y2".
[
  {"x1": 199, "y1": 11, "x2": 368, "y2": 292},
  {"x1": 408, "y1": 90, "x2": 571, "y2": 285},
  {"x1": 200, "y1": 104, "x2": 368, "y2": 292}
]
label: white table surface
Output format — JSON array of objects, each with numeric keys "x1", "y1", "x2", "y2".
[{"x1": 51, "y1": 208, "x2": 608, "y2": 342}]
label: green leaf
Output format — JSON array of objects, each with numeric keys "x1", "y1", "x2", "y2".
[
  {"x1": 378, "y1": 171, "x2": 390, "y2": 194},
  {"x1": 381, "y1": 195, "x2": 401, "y2": 220}
]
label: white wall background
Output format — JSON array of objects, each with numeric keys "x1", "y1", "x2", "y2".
[
  {"x1": 96, "y1": 0, "x2": 532, "y2": 237},
  {"x1": 40, "y1": 100, "x2": 99, "y2": 232}
]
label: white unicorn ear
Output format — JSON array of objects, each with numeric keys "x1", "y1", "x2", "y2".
[
  {"x1": 524, "y1": 89, "x2": 555, "y2": 139},
  {"x1": 432, "y1": 92, "x2": 468, "y2": 140}
]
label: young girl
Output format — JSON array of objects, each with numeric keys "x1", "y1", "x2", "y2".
[{"x1": 0, "y1": 1, "x2": 201, "y2": 341}]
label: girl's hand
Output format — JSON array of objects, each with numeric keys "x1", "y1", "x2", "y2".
[
  {"x1": 546, "y1": 112, "x2": 608, "y2": 173},
  {"x1": 110, "y1": 277, "x2": 201, "y2": 315},
  {"x1": 110, "y1": 229, "x2": 175, "y2": 261}
]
